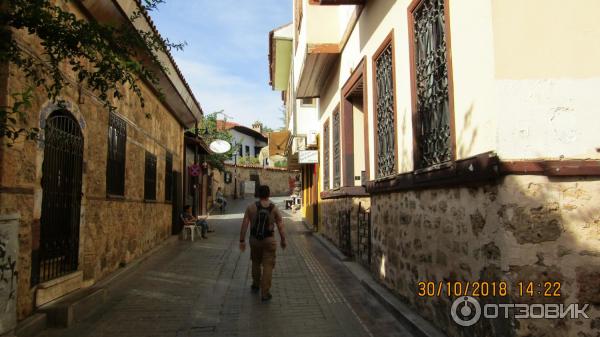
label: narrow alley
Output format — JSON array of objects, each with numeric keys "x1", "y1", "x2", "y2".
[{"x1": 36, "y1": 198, "x2": 411, "y2": 337}]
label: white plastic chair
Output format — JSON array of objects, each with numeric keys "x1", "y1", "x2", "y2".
[{"x1": 182, "y1": 224, "x2": 202, "y2": 241}]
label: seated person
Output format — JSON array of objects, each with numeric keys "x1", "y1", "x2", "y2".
[
  {"x1": 181, "y1": 205, "x2": 208, "y2": 239},
  {"x1": 216, "y1": 187, "x2": 227, "y2": 209}
]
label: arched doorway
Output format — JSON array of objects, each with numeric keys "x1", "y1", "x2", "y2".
[{"x1": 32, "y1": 110, "x2": 84, "y2": 285}]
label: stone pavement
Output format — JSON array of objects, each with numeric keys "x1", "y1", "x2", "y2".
[{"x1": 37, "y1": 197, "x2": 414, "y2": 337}]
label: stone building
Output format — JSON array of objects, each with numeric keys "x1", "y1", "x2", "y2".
[
  {"x1": 269, "y1": 1, "x2": 600, "y2": 336},
  {"x1": 0, "y1": 0, "x2": 203, "y2": 327},
  {"x1": 211, "y1": 164, "x2": 296, "y2": 201}
]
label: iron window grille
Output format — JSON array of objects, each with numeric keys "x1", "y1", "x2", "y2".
[
  {"x1": 106, "y1": 112, "x2": 127, "y2": 195},
  {"x1": 165, "y1": 152, "x2": 173, "y2": 201},
  {"x1": 33, "y1": 112, "x2": 83, "y2": 285},
  {"x1": 374, "y1": 40, "x2": 396, "y2": 178},
  {"x1": 144, "y1": 151, "x2": 157, "y2": 200},
  {"x1": 332, "y1": 109, "x2": 341, "y2": 188},
  {"x1": 412, "y1": 0, "x2": 452, "y2": 168},
  {"x1": 323, "y1": 121, "x2": 330, "y2": 191}
]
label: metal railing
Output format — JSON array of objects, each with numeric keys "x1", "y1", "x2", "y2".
[
  {"x1": 338, "y1": 209, "x2": 352, "y2": 257},
  {"x1": 357, "y1": 202, "x2": 371, "y2": 267},
  {"x1": 33, "y1": 113, "x2": 83, "y2": 285}
]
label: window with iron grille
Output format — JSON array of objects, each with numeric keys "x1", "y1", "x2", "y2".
[
  {"x1": 144, "y1": 151, "x2": 157, "y2": 200},
  {"x1": 245, "y1": 145, "x2": 250, "y2": 157},
  {"x1": 374, "y1": 39, "x2": 396, "y2": 178},
  {"x1": 301, "y1": 97, "x2": 315, "y2": 106},
  {"x1": 411, "y1": 0, "x2": 452, "y2": 168},
  {"x1": 106, "y1": 112, "x2": 127, "y2": 195},
  {"x1": 165, "y1": 152, "x2": 173, "y2": 201},
  {"x1": 323, "y1": 121, "x2": 330, "y2": 191},
  {"x1": 332, "y1": 109, "x2": 341, "y2": 188}
]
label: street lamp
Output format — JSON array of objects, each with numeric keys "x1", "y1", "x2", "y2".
[{"x1": 232, "y1": 141, "x2": 238, "y2": 199}]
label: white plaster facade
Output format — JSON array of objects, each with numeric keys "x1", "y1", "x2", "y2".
[
  {"x1": 224, "y1": 127, "x2": 267, "y2": 164},
  {"x1": 271, "y1": 1, "x2": 600, "y2": 337}
]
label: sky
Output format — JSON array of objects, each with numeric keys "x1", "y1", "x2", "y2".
[{"x1": 149, "y1": 0, "x2": 292, "y2": 130}]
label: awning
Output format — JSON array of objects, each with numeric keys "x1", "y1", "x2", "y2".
[{"x1": 269, "y1": 131, "x2": 291, "y2": 156}]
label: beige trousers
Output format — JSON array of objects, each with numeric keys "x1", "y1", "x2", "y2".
[{"x1": 249, "y1": 236, "x2": 277, "y2": 295}]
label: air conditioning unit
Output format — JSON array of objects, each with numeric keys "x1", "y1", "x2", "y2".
[
  {"x1": 295, "y1": 136, "x2": 306, "y2": 151},
  {"x1": 306, "y1": 130, "x2": 318, "y2": 147}
]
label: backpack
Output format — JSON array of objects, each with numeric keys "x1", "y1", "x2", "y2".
[{"x1": 250, "y1": 202, "x2": 274, "y2": 240}]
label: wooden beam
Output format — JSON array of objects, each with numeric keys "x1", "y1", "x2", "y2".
[
  {"x1": 307, "y1": 43, "x2": 340, "y2": 54},
  {"x1": 500, "y1": 160, "x2": 600, "y2": 176},
  {"x1": 321, "y1": 186, "x2": 368, "y2": 199},
  {"x1": 366, "y1": 153, "x2": 600, "y2": 195},
  {"x1": 310, "y1": 0, "x2": 365, "y2": 5}
]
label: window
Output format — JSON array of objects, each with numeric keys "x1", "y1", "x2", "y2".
[
  {"x1": 373, "y1": 34, "x2": 397, "y2": 178},
  {"x1": 254, "y1": 146, "x2": 261, "y2": 158},
  {"x1": 144, "y1": 151, "x2": 157, "y2": 200},
  {"x1": 106, "y1": 112, "x2": 127, "y2": 195},
  {"x1": 332, "y1": 109, "x2": 341, "y2": 188},
  {"x1": 300, "y1": 97, "x2": 316, "y2": 106},
  {"x1": 245, "y1": 145, "x2": 250, "y2": 157},
  {"x1": 323, "y1": 120, "x2": 330, "y2": 191},
  {"x1": 165, "y1": 152, "x2": 173, "y2": 201},
  {"x1": 410, "y1": 0, "x2": 453, "y2": 168},
  {"x1": 238, "y1": 145, "x2": 243, "y2": 157}
]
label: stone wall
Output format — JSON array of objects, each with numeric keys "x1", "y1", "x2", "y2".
[
  {"x1": 211, "y1": 165, "x2": 298, "y2": 201},
  {"x1": 319, "y1": 196, "x2": 371, "y2": 257},
  {"x1": 369, "y1": 175, "x2": 600, "y2": 337},
  {"x1": 0, "y1": 214, "x2": 19, "y2": 334},
  {"x1": 0, "y1": 11, "x2": 185, "y2": 319}
]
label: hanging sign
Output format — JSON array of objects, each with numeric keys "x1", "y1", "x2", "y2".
[
  {"x1": 299, "y1": 150, "x2": 318, "y2": 164},
  {"x1": 224, "y1": 171, "x2": 232, "y2": 184},
  {"x1": 209, "y1": 139, "x2": 232, "y2": 154},
  {"x1": 188, "y1": 164, "x2": 202, "y2": 177}
]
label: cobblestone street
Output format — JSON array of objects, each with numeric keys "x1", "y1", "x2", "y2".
[{"x1": 37, "y1": 198, "x2": 412, "y2": 337}]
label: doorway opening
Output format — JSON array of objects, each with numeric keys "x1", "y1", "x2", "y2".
[{"x1": 32, "y1": 110, "x2": 84, "y2": 285}]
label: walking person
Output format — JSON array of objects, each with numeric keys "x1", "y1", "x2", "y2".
[
  {"x1": 239, "y1": 185, "x2": 286, "y2": 301},
  {"x1": 216, "y1": 187, "x2": 227, "y2": 211}
]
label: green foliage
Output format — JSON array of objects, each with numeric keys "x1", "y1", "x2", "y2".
[
  {"x1": 189, "y1": 111, "x2": 236, "y2": 172},
  {"x1": 274, "y1": 159, "x2": 288, "y2": 168},
  {"x1": 238, "y1": 156, "x2": 260, "y2": 166},
  {"x1": 0, "y1": 0, "x2": 184, "y2": 145},
  {"x1": 0, "y1": 88, "x2": 39, "y2": 145}
]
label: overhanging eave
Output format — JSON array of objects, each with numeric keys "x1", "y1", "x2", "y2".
[{"x1": 296, "y1": 47, "x2": 340, "y2": 98}]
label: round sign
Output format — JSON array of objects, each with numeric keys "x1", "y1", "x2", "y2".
[
  {"x1": 209, "y1": 139, "x2": 232, "y2": 154},
  {"x1": 188, "y1": 164, "x2": 201, "y2": 177}
]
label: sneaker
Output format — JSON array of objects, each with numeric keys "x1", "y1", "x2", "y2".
[
  {"x1": 261, "y1": 293, "x2": 272, "y2": 302},
  {"x1": 251, "y1": 285, "x2": 260, "y2": 293}
]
